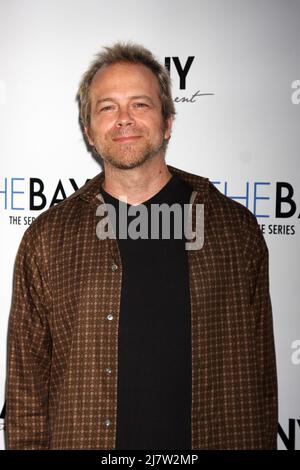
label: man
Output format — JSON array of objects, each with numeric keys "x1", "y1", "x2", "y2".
[{"x1": 4, "y1": 42, "x2": 278, "y2": 450}]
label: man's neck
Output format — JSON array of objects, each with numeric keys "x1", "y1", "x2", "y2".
[{"x1": 102, "y1": 156, "x2": 172, "y2": 206}]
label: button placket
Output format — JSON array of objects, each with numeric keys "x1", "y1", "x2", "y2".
[{"x1": 102, "y1": 258, "x2": 119, "y2": 436}]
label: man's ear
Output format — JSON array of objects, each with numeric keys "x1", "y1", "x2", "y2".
[
  {"x1": 84, "y1": 126, "x2": 94, "y2": 147},
  {"x1": 164, "y1": 115, "x2": 173, "y2": 140}
]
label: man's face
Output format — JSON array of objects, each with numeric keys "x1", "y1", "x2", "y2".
[{"x1": 85, "y1": 62, "x2": 173, "y2": 170}]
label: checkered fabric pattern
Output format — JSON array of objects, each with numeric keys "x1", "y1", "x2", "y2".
[{"x1": 4, "y1": 164, "x2": 278, "y2": 449}]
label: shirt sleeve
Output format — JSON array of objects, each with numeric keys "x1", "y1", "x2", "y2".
[
  {"x1": 5, "y1": 224, "x2": 52, "y2": 449},
  {"x1": 246, "y1": 222, "x2": 278, "y2": 449}
]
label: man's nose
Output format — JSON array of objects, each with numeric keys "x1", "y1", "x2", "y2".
[{"x1": 116, "y1": 106, "x2": 135, "y2": 127}]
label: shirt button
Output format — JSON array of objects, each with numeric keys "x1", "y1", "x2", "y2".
[
  {"x1": 105, "y1": 367, "x2": 112, "y2": 374},
  {"x1": 104, "y1": 419, "x2": 111, "y2": 427},
  {"x1": 107, "y1": 314, "x2": 113, "y2": 321},
  {"x1": 111, "y1": 263, "x2": 118, "y2": 271}
]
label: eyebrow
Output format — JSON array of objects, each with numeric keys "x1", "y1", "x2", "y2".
[
  {"x1": 95, "y1": 95, "x2": 155, "y2": 106},
  {"x1": 129, "y1": 95, "x2": 154, "y2": 103}
]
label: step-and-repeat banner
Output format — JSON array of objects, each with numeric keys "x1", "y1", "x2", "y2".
[{"x1": 0, "y1": 0, "x2": 299, "y2": 450}]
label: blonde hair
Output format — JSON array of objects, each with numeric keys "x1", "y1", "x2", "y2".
[{"x1": 77, "y1": 41, "x2": 176, "y2": 130}]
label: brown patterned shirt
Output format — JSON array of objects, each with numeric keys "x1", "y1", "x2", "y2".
[{"x1": 5, "y1": 164, "x2": 278, "y2": 449}]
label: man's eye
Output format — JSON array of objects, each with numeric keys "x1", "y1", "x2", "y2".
[
  {"x1": 100, "y1": 105, "x2": 114, "y2": 112},
  {"x1": 134, "y1": 102, "x2": 148, "y2": 108}
]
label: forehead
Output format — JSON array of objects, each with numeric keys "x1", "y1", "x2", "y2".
[{"x1": 89, "y1": 62, "x2": 161, "y2": 99}]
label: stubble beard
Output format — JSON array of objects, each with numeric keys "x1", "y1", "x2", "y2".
[{"x1": 92, "y1": 128, "x2": 168, "y2": 170}]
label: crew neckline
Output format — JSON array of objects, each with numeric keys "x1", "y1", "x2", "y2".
[{"x1": 100, "y1": 174, "x2": 177, "y2": 208}]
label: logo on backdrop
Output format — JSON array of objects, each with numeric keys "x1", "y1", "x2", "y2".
[
  {"x1": 212, "y1": 180, "x2": 299, "y2": 236},
  {"x1": 164, "y1": 56, "x2": 214, "y2": 103},
  {"x1": 0, "y1": 177, "x2": 299, "y2": 235},
  {"x1": 278, "y1": 419, "x2": 300, "y2": 450},
  {"x1": 0, "y1": 177, "x2": 87, "y2": 227}
]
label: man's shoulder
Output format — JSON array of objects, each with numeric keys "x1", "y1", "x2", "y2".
[
  {"x1": 207, "y1": 180, "x2": 268, "y2": 257},
  {"x1": 172, "y1": 165, "x2": 266, "y2": 256},
  {"x1": 208, "y1": 180, "x2": 256, "y2": 225},
  {"x1": 170, "y1": 164, "x2": 258, "y2": 227}
]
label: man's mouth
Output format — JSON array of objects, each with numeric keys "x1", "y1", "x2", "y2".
[{"x1": 113, "y1": 135, "x2": 142, "y2": 143}]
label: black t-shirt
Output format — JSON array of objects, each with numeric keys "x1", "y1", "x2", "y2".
[{"x1": 100, "y1": 174, "x2": 193, "y2": 450}]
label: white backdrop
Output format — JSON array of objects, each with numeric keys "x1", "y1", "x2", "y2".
[{"x1": 0, "y1": 0, "x2": 299, "y2": 450}]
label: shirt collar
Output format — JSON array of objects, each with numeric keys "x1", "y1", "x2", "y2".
[{"x1": 76, "y1": 164, "x2": 209, "y2": 207}]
